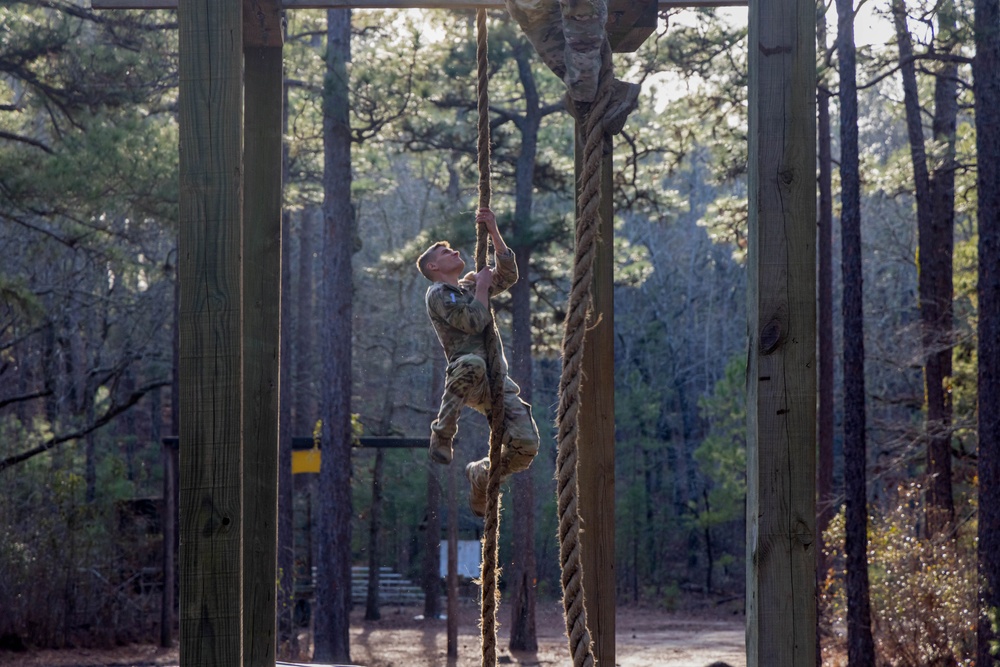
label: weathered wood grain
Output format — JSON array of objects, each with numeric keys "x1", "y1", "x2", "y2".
[
  {"x1": 745, "y1": 0, "x2": 817, "y2": 662},
  {"x1": 577, "y1": 134, "x2": 616, "y2": 667},
  {"x1": 177, "y1": 1, "x2": 244, "y2": 666},
  {"x1": 242, "y1": 43, "x2": 284, "y2": 667}
]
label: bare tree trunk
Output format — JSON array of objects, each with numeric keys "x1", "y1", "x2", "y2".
[
  {"x1": 365, "y1": 449, "x2": 384, "y2": 621},
  {"x1": 925, "y1": 2, "x2": 958, "y2": 535},
  {"x1": 150, "y1": 385, "x2": 170, "y2": 648},
  {"x1": 162, "y1": 259, "x2": 180, "y2": 649},
  {"x1": 43, "y1": 322, "x2": 59, "y2": 428},
  {"x1": 423, "y1": 463, "x2": 442, "y2": 619},
  {"x1": 973, "y1": 0, "x2": 1000, "y2": 658},
  {"x1": 296, "y1": 208, "x2": 319, "y2": 436},
  {"x1": 509, "y1": 246, "x2": 536, "y2": 652},
  {"x1": 122, "y1": 369, "x2": 138, "y2": 482},
  {"x1": 83, "y1": 306, "x2": 98, "y2": 504},
  {"x1": 837, "y1": 1, "x2": 876, "y2": 662},
  {"x1": 893, "y1": 0, "x2": 958, "y2": 535},
  {"x1": 507, "y1": 35, "x2": 541, "y2": 653},
  {"x1": 314, "y1": 9, "x2": 353, "y2": 663}
]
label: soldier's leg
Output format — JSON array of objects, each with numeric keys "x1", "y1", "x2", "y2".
[
  {"x1": 559, "y1": 0, "x2": 607, "y2": 103},
  {"x1": 506, "y1": 0, "x2": 640, "y2": 134},
  {"x1": 464, "y1": 376, "x2": 538, "y2": 517},
  {"x1": 465, "y1": 407, "x2": 538, "y2": 518},
  {"x1": 505, "y1": 0, "x2": 568, "y2": 79},
  {"x1": 465, "y1": 457, "x2": 495, "y2": 518},
  {"x1": 429, "y1": 354, "x2": 487, "y2": 464},
  {"x1": 500, "y1": 377, "x2": 540, "y2": 474}
]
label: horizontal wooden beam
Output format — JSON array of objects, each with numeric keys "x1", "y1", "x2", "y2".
[
  {"x1": 607, "y1": 0, "x2": 657, "y2": 53},
  {"x1": 94, "y1": 0, "x2": 746, "y2": 10}
]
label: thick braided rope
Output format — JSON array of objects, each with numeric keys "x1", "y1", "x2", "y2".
[
  {"x1": 474, "y1": 9, "x2": 508, "y2": 667},
  {"x1": 555, "y1": 40, "x2": 614, "y2": 667}
]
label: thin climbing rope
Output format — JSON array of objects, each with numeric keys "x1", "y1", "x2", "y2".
[
  {"x1": 473, "y1": 9, "x2": 509, "y2": 667},
  {"x1": 474, "y1": 6, "x2": 616, "y2": 665},
  {"x1": 555, "y1": 39, "x2": 616, "y2": 667}
]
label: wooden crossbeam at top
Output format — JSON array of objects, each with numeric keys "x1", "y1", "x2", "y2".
[{"x1": 92, "y1": 0, "x2": 747, "y2": 10}]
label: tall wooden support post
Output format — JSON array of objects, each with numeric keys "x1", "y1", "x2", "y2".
[
  {"x1": 177, "y1": 0, "x2": 244, "y2": 665},
  {"x1": 745, "y1": 0, "x2": 816, "y2": 661},
  {"x1": 242, "y1": 3, "x2": 284, "y2": 665},
  {"x1": 575, "y1": 133, "x2": 616, "y2": 667}
]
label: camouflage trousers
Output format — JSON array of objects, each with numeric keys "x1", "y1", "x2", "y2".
[
  {"x1": 430, "y1": 354, "x2": 540, "y2": 474},
  {"x1": 505, "y1": 0, "x2": 607, "y2": 103}
]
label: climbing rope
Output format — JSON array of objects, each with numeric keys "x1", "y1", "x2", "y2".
[
  {"x1": 554, "y1": 39, "x2": 616, "y2": 667},
  {"x1": 473, "y1": 6, "x2": 615, "y2": 665},
  {"x1": 473, "y1": 9, "x2": 509, "y2": 667}
]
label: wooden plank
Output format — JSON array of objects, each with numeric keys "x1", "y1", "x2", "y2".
[
  {"x1": 242, "y1": 43, "x2": 283, "y2": 667},
  {"x1": 177, "y1": 0, "x2": 244, "y2": 666},
  {"x1": 93, "y1": 0, "x2": 746, "y2": 10},
  {"x1": 575, "y1": 133, "x2": 615, "y2": 667},
  {"x1": 608, "y1": 0, "x2": 657, "y2": 53},
  {"x1": 244, "y1": 0, "x2": 284, "y2": 47},
  {"x1": 745, "y1": 0, "x2": 816, "y2": 659}
]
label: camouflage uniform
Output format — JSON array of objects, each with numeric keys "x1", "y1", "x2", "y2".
[
  {"x1": 426, "y1": 248, "x2": 539, "y2": 474},
  {"x1": 505, "y1": 0, "x2": 608, "y2": 103}
]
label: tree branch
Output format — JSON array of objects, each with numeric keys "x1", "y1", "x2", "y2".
[
  {"x1": 0, "y1": 379, "x2": 170, "y2": 473},
  {"x1": 0, "y1": 129, "x2": 55, "y2": 154},
  {"x1": 0, "y1": 389, "x2": 52, "y2": 410}
]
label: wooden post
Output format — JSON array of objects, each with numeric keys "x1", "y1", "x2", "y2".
[
  {"x1": 242, "y1": 1, "x2": 284, "y2": 663},
  {"x1": 575, "y1": 132, "x2": 616, "y2": 667},
  {"x1": 745, "y1": 0, "x2": 816, "y2": 661},
  {"x1": 177, "y1": 0, "x2": 244, "y2": 666}
]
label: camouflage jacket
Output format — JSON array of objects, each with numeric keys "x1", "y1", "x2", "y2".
[{"x1": 425, "y1": 248, "x2": 518, "y2": 365}]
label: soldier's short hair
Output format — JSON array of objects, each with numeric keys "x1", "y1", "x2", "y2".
[{"x1": 417, "y1": 241, "x2": 450, "y2": 280}]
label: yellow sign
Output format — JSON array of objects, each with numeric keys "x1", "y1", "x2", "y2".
[{"x1": 292, "y1": 448, "x2": 321, "y2": 474}]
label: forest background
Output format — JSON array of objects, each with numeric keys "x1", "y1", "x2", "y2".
[{"x1": 0, "y1": 1, "x2": 997, "y2": 665}]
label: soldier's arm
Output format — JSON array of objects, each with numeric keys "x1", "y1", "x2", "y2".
[
  {"x1": 428, "y1": 285, "x2": 490, "y2": 334},
  {"x1": 491, "y1": 248, "x2": 518, "y2": 293},
  {"x1": 477, "y1": 208, "x2": 518, "y2": 293},
  {"x1": 478, "y1": 208, "x2": 508, "y2": 256}
]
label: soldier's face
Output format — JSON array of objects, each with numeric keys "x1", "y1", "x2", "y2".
[{"x1": 431, "y1": 246, "x2": 465, "y2": 274}]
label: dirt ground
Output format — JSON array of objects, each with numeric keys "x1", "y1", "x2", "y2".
[
  {"x1": 347, "y1": 599, "x2": 746, "y2": 667},
  {"x1": 0, "y1": 599, "x2": 747, "y2": 667}
]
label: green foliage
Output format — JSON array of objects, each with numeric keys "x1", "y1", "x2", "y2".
[
  {"x1": 615, "y1": 368, "x2": 678, "y2": 601},
  {"x1": 693, "y1": 354, "x2": 747, "y2": 529},
  {"x1": 991, "y1": 607, "x2": 1000, "y2": 657},
  {"x1": 613, "y1": 230, "x2": 654, "y2": 288},
  {"x1": 611, "y1": 11, "x2": 749, "y2": 229},
  {"x1": 700, "y1": 195, "x2": 748, "y2": 262},
  {"x1": 0, "y1": 416, "x2": 163, "y2": 647},
  {"x1": 951, "y1": 231, "x2": 979, "y2": 460},
  {"x1": 820, "y1": 483, "x2": 978, "y2": 666}
]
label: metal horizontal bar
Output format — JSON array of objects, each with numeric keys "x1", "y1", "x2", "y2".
[
  {"x1": 93, "y1": 0, "x2": 746, "y2": 10},
  {"x1": 291, "y1": 435, "x2": 429, "y2": 449},
  {"x1": 165, "y1": 435, "x2": 430, "y2": 449}
]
